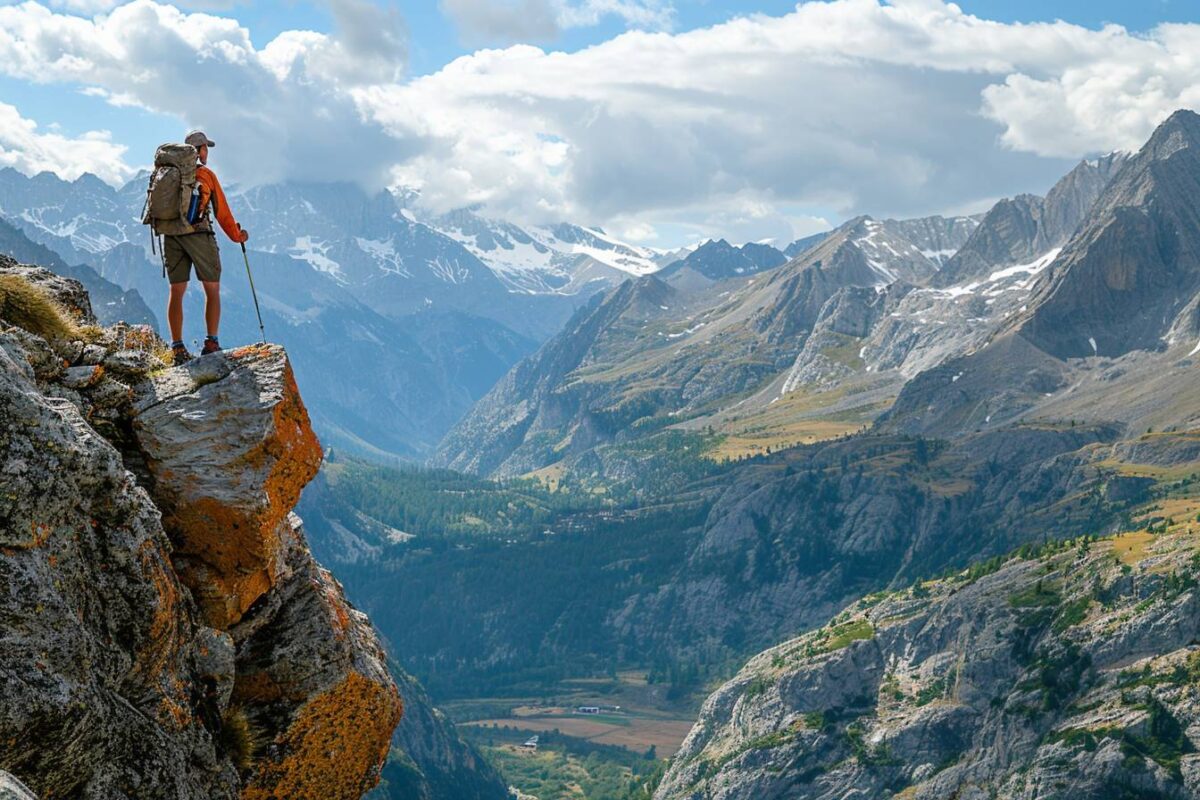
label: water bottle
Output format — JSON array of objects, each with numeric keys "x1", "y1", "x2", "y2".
[{"x1": 186, "y1": 184, "x2": 201, "y2": 224}]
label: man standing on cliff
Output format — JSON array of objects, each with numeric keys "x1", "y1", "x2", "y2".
[{"x1": 164, "y1": 130, "x2": 249, "y2": 365}]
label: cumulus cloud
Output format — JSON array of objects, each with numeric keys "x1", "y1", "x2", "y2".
[
  {"x1": 0, "y1": 0, "x2": 418, "y2": 188},
  {"x1": 439, "y1": 0, "x2": 674, "y2": 46},
  {"x1": 358, "y1": 0, "x2": 1200, "y2": 236},
  {"x1": 0, "y1": 101, "x2": 134, "y2": 184},
  {"x1": 3, "y1": 0, "x2": 1200, "y2": 243}
]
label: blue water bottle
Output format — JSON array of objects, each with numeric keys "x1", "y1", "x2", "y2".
[{"x1": 186, "y1": 185, "x2": 201, "y2": 224}]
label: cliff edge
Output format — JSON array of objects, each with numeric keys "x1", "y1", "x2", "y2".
[{"x1": 0, "y1": 255, "x2": 402, "y2": 799}]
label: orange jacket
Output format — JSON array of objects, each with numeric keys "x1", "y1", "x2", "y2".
[{"x1": 196, "y1": 166, "x2": 246, "y2": 242}]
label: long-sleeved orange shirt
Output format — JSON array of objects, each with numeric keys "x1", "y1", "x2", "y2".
[{"x1": 195, "y1": 165, "x2": 246, "y2": 242}]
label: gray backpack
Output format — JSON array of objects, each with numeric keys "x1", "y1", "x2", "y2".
[{"x1": 142, "y1": 143, "x2": 201, "y2": 236}]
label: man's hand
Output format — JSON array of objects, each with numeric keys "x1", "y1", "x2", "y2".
[{"x1": 238, "y1": 226, "x2": 250, "y2": 244}]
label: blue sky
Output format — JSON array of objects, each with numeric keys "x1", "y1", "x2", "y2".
[{"x1": 0, "y1": 0, "x2": 1197, "y2": 247}]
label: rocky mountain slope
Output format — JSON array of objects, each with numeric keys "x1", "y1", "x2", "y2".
[
  {"x1": 931, "y1": 153, "x2": 1127, "y2": 289},
  {"x1": 431, "y1": 210, "x2": 978, "y2": 477},
  {"x1": 884, "y1": 110, "x2": 1200, "y2": 439},
  {"x1": 659, "y1": 239, "x2": 788, "y2": 282},
  {"x1": 0, "y1": 258, "x2": 406, "y2": 797},
  {"x1": 434, "y1": 135, "x2": 1141, "y2": 483},
  {"x1": 644, "y1": 112, "x2": 1200, "y2": 800},
  {"x1": 1018, "y1": 111, "x2": 1200, "y2": 359},
  {"x1": 428, "y1": 207, "x2": 665, "y2": 295},
  {"x1": 655, "y1": 505, "x2": 1200, "y2": 799}
]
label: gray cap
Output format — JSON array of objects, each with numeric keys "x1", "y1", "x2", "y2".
[{"x1": 185, "y1": 130, "x2": 215, "y2": 148}]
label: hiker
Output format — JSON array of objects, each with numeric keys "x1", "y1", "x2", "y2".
[{"x1": 145, "y1": 130, "x2": 249, "y2": 365}]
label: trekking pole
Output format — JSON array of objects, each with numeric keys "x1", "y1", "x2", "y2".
[{"x1": 241, "y1": 242, "x2": 267, "y2": 344}]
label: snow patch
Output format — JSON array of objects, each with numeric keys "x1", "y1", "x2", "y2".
[
  {"x1": 984, "y1": 248, "x2": 1061, "y2": 284},
  {"x1": 290, "y1": 236, "x2": 344, "y2": 281},
  {"x1": 356, "y1": 237, "x2": 411, "y2": 277}
]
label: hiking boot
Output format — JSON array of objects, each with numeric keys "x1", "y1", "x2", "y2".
[
  {"x1": 171, "y1": 344, "x2": 193, "y2": 366},
  {"x1": 201, "y1": 338, "x2": 222, "y2": 355}
]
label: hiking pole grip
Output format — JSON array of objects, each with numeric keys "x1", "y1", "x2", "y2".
[{"x1": 241, "y1": 242, "x2": 267, "y2": 344}]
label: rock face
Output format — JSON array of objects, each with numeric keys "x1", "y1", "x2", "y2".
[
  {"x1": 0, "y1": 772, "x2": 37, "y2": 800},
  {"x1": 656, "y1": 521, "x2": 1200, "y2": 800},
  {"x1": 1018, "y1": 110, "x2": 1200, "y2": 358},
  {"x1": 368, "y1": 670, "x2": 510, "y2": 800},
  {"x1": 232, "y1": 515, "x2": 402, "y2": 800},
  {"x1": 0, "y1": 261, "x2": 401, "y2": 798},
  {"x1": 932, "y1": 154, "x2": 1126, "y2": 290},
  {"x1": 133, "y1": 345, "x2": 323, "y2": 628}
]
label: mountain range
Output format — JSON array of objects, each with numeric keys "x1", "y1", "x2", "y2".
[
  {"x1": 431, "y1": 143, "x2": 1139, "y2": 481},
  {"x1": 292, "y1": 110, "x2": 1200, "y2": 799},
  {"x1": 0, "y1": 168, "x2": 680, "y2": 458},
  {"x1": 8, "y1": 105, "x2": 1200, "y2": 800}
]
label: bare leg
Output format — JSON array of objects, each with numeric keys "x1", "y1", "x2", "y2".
[
  {"x1": 202, "y1": 281, "x2": 221, "y2": 338},
  {"x1": 168, "y1": 281, "x2": 188, "y2": 342}
]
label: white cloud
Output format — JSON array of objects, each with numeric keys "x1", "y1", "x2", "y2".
[
  {"x1": 439, "y1": 0, "x2": 674, "y2": 45},
  {"x1": 0, "y1": 101, "x2": 134, "y2": 184},
  {"x1": 0, "y1": 0, "x2": 417, "y2": 188},
  {"x1": 2, "y1": 1, "x2": 1200, "y2": 244},
  {"x1": 359, "y1": 0, "x2": 1200, "y2": 237}
]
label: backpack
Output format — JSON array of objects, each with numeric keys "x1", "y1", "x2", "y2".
[{"x1": 142, "y1": 143, "x2": 203, "y2": 236}]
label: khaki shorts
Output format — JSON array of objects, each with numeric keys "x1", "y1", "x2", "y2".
[{"x1": 164, "y1": 233, "x2": 222, "y2": 284}]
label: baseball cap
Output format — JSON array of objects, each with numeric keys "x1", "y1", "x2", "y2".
[{"x1": 185, "y1": 130, "x2": 215, "y2": 148}]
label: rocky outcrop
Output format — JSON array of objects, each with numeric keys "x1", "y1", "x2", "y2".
[
  {"x1": 231, "y1": 514, "x2": 402, "y2": 800},
  {"x1": 656, "y1": 519, "x2": 1200, "y2": 799},
  {"x1": 132, "y1": 345, "x2": 323, "y2": 628},
  {"x1": 0, "y1": 260, "x2": 401, "y2": 798},
  {"x1": 0, "y1": 218, "x2": 158, "y2": 328},
  {"x1": 0, "y1": 773, "x2": 37, "y2": 800}
]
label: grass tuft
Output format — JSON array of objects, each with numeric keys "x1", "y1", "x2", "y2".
[
  {"x1": 0, "y1": 274, "x2": 81, "y2": 341},
  {"x1": 218, "y1": 705, "x2": 265, "y2": 773}
]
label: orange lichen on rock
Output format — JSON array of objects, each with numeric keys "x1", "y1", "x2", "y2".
[
  {"x1": 133, "y1": 345, "x2": 323, "y2": 629},
  {"x1": 241, "y1": 672, "x2": 402, "y2": 800},
  {"x1": 132, "y1": 538, "x2": 186, "y2": 681},
  {"x1": 164, "y1": 504, "x2": 288, "y2": 628},
  {"x1": 230, "y1": 525, "x2": 403, "y2": 800}
]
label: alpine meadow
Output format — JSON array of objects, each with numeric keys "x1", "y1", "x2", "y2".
[{"x1": 5, "y1": 2, "x2": 1200, "y2": 800}]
